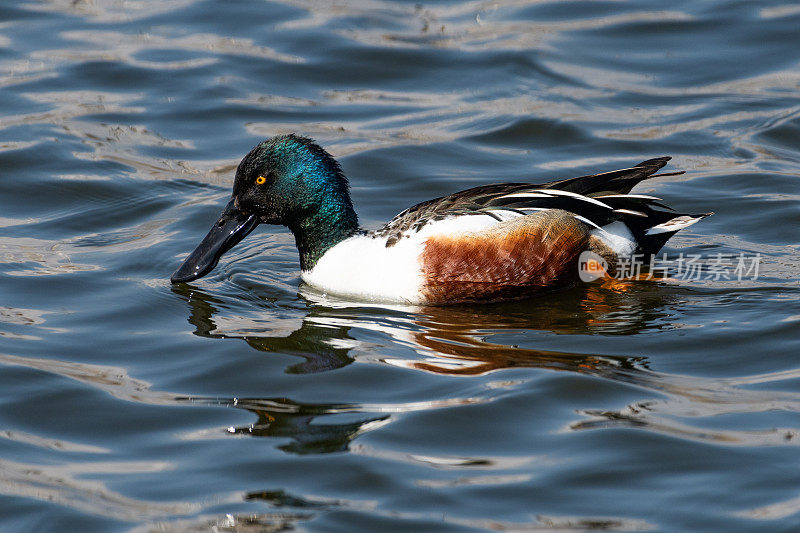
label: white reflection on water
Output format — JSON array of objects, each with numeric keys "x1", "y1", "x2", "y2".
[
  {"x1": 0, "y1": 458, "x2": 195, "y2": 522},
  {"x1": 760, "y1": 4, "x2": 800, "y2": 19},
  {"x1": 0, "y1": 353, "x2": 175, "y2": 405},
  {"x1": 738, "y1": 493, "x2": 800, "y2": 520},
  {"x1": 26, "y1": 0, "x2": 196, "y2": 22},
  {"x1": 51, "y1": 29, "x2": 303, "y2": 65},
  {"x1": 0, "y1": 429, "x2": 108, "y2": 454},
  {"x1": 0, "y1": 91, "x2": 144, "y2": 130},
  {"x1": 274, "y1": 0, "x2": 689, "y2": 53},
  {"x1": 0, "y1": 236, "x2": 100, "y2": 276},
  {"x1": 351, "y1": 443, "x2": 538, "y2": 470},
  {"x1": 0, "y1": 215, "x2": 177, "y2": 276}
]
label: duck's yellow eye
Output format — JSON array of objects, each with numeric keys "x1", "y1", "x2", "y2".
[{"x1": 256, "y1": 176, "x2": 266, "y2": 185}]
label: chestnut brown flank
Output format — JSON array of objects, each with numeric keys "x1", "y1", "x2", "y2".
[{"x1": 421, "y1": 210, "x2": 589, "y2": 304}]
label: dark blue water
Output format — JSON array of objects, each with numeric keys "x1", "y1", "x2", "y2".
[{"x1": 1, "y1": 1, "x2": 799, "y2": 531}]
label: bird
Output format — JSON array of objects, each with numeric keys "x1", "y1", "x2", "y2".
[{"x1": 170, "y1": 134, "x2": 711, "y2": 305}]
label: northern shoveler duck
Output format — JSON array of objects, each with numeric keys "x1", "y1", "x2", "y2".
[{"x1": 171, "y1": 135, "x2": 711, "y2": 304}]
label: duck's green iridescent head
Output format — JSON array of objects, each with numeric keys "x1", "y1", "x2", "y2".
[
  {"x1": 233, "y1": 135, "x2": 354, "y2": 225},
  {"x1": 171, "y1": 135, "x2": 359, "y2": 283}
]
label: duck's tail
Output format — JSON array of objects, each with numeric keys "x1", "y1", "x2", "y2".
[
  {"x1": 543, "y1": 156, "x2": 685, "y2": 197},
  {"x1": 635, "y1": 211, "x2": 714, "y2": 255}
]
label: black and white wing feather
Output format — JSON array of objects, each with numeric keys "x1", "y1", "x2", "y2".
[{"x1": 374, "y1": 157, "x2": 710, "y2": 254}]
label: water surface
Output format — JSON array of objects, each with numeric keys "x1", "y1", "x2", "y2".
[{"x1": 1, "y1": 1, "x2": 799, "y2": 531}]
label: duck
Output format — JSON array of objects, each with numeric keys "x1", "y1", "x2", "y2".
[{"x1": 170, "y1": 134, "x2": 711, "y2": 305}]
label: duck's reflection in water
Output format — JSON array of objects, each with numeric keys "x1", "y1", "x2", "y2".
[
  {"x1": 227, "y1": 398, "x2": 390, "y2": 455},
  {"x1": 296, "y1": 279, "x2": 676, "y2": 379},
  {"x1": 168, "y1": 279, "x2": 800, "y2": 530},
  {"x1": 172, "y1": 281, "x2": 800, "y2": 450},
  {"x1": 173, "y1": 283, "x2": 355, "y2": 374},
  {"x1": 172, "y1": 279, "x2": 668, "y2": 377}
]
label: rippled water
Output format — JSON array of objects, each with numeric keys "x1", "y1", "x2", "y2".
[{"x1": 1, "y1": 1, "x2": 799, "y2": 531}]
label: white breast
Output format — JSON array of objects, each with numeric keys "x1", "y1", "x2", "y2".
[{"x1": 301, "y1": 233, "x2": 424, "y2": 304}]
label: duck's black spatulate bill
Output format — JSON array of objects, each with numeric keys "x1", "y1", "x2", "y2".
[{"x1": 170, "y1": 198, "x2": 259, "y2": 283}]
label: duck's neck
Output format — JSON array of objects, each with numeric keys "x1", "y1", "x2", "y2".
[{"x1": 290, "y1": 195, "x2": 360, "y2": 271}]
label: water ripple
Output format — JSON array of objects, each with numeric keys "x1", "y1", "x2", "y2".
[{"x1": 2, "y1": 0, "x2": 800, "y2": 530}]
